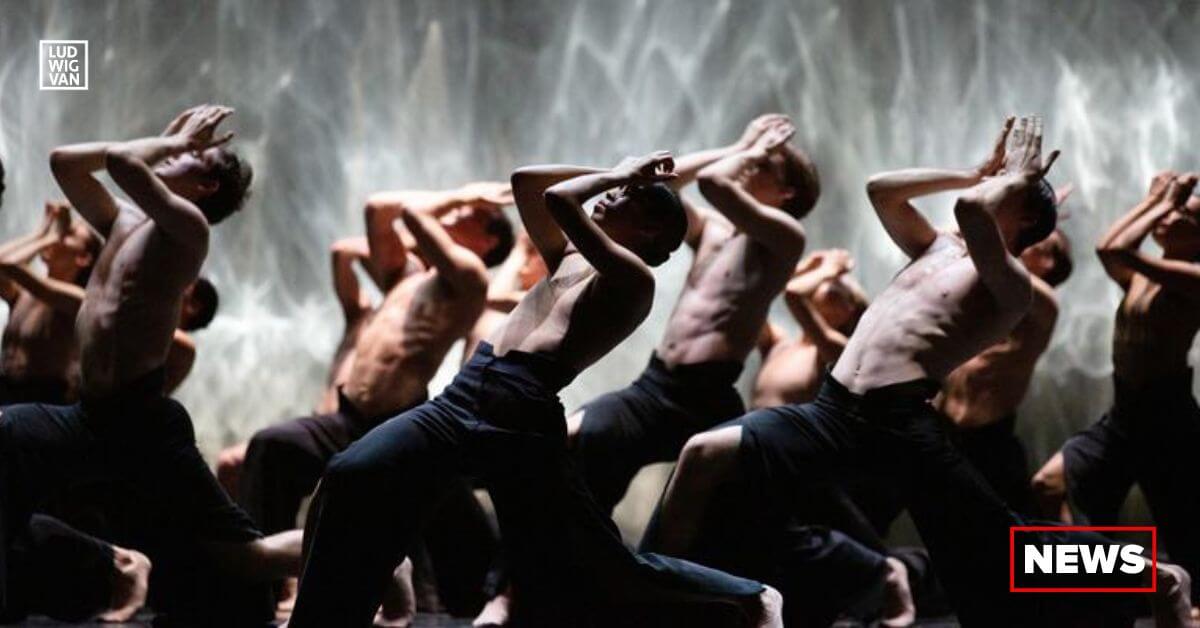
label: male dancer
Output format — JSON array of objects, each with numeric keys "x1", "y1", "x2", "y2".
[
  {"x1": 0, "y1": 208, "x2": 221, "y2": 403},
  {"x1": 216, "y1": 235, "x2": 374, "y2": 497},
  {"x1": 291, "y1": 153, "x2": 782, "y2": 627},
  {"x1": 0, "y1": 105, "x2": 298, "y2": 624},
  {"x1": 237, "y1": 181, "x2": 512, "y2": 537},
  {"x1": 938, "y1": 228, "x2": 1070, "y2": 515},
  {"x1": 462, "y1": 232, "x2": 548, "y2": 626},
  {"x1": 0, "y1": 202, "x2": 99, "y2": 404},
  {"x1": 569, "y1": 114, "x2": 819, "y2": 513},
  {"x1": 752, "y1": 249, "x2": 868, "y2": 409},
  {"x1": 1033, "y1": 172, "x2": 1200, "y2": 601},
  {"x1": 0, "y1": 182, "x2": 149, "y2": 623},
  {"x1": 645, "y1": 117, "x2": 1194, "y2": 626},
  {"x1": 0, "y1": 211, "x2": 221, "y2": 619}
]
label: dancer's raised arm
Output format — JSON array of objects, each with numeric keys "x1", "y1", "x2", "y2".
[
  {"x1": 510, "y1": 165, "x2": 605, "y2": 271},
  {"x1": 104, "y1": 106, "x2": 237, "y2": 253},
  {"x1": 697, "y1": 122, "x2": 807, "y2": 259},
  {"x1": 543, "y1": 152, "x2": 676, "y2": 280},
  {"x1": 1096, "y1": 173, "x2": 1200, "y2": 298}
]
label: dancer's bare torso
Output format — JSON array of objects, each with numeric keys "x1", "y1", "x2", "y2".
[
  {"x1": 937, "y1": 277, "x2": 1056, "y2": 428},
  {"x1": 1113, "y1": 273, "x2": 1200, "y2": 387},
  {"x1": 657, "y1": 214, "x2": 795, "y2": 367},
  {"x1": 2, "y1": 290, "x2": 79, "y2": 383},
  {"x1": 832, "y1": 233, "x2": 1028, "y2": 394},
  {"x1": 489, "y1": 251, "x2": 649, "y2": 376},
  {"x1": 76, "y1": 203, "x2": 198, "y2": 397},
  {"x1": 753, "y1": 336, "x2": 822, "y2": 408},
  {"x1": 342, "y1": 260, "x2": 484, "y2": 418}
]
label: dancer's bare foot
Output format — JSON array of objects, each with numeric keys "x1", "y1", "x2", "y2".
[
  {"x1": 97, "y1": 546, "x2": 150, "y2": 622},
  {"x1": 374, "y1": 559, "x2": 415, "y2": 627},
  {"x1": 1152, "y1": 562, "x2": 1199, "y2": 628},
  {"x1": 880, "y1": 556, "x2": 916, "y2": 626},
  {"x1": 473, "y1": 590, "x2": 512, "y2": 627},
  {"x1": 755, "y1": 585, "x2": 784, "y2": 628},
  {"x1": 275, "y1": 577, "x2": 298, "y2": 622}
]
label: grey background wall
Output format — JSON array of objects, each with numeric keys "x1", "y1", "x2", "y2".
[{"x1": 2, "y1": 0, "x2": 1197, "y2": 539}]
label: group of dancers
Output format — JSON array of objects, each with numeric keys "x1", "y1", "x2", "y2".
[{"x1": 1, "y1": 105, "x2": 1199, "y2": 627}]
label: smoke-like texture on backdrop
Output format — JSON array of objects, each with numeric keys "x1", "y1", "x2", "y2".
[{"x1": 1, "y1": 0, "x2": 1198, "y2": 535}]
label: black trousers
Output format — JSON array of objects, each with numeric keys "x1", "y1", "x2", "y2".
[
  {"x1": 573, "y1": 353, "x2": 745, "y2": 513},
  {"x1": 953, "y1": 414, "x2": 1035, "y2": 516},
  {"x1": 1064, "y1": 370, "x2": 1200, "y2": 601},
  {"x1": 1, "y1": 380, "x2": 118, "y2": 622},
  {"x1": 239, "y1": 390, "x2": 407, "y2": 534},
  {"x1": 239, "y1": 390, "x2": 495, "y2": 615},
  {"x1": 0, "y1": 370, "x2": 273, "y2": 625},
  {"x1": 667, "y1": 374, "x2": 1138, "y2": 627},
  {"x1": 291, "y1": 343, "x2": 763, "y2": 628},
  {"x1": 0, "y1": 514, "x2": 114, "y2": 622}
]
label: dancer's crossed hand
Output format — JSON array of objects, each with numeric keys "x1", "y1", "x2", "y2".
[{"x1": 165, "y1": 104, "x2": 236, "y2": 152}]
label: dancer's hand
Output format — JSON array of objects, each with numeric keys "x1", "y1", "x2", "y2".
[
  {"x1": 614, "y1": 151, "x2": 676, "y2": 184},
  {"x1": 170, "y1": 105, "x2": 235, "y2": 152},
  {"x1": 43, "y1": 201, "x2": 70, "y2": 240},
  {"x1": 976, "y1": 116, "x2": 1013, "y2": 178},
  {"x1": 815, "y1": 248, "x2": 854, "y2": 277},
  {"x1": 796, "y1": 249, "x2": 853, "y2": 279},
  {"x1": 459, "y1": 181, "x2": 513, "y2": 208},
  {"x1": 1147, "y1": 171, "x2": 1177, "y2": 201},
  {"x1": 1147, "y1": 174, "x2": 1197, "y2": 225},
  {"x1": 748, "y1": 121, "x2": 795, "y2": 158},
  {"x1": 1003, "y1": 116, "x2": 1059, "y2": 182},
  {"x1": 736, "y1": 114, "x2": 790, "y2": 150},
  {"x1": 162, "y1": 106, "x2": 202, "y2": 137}
]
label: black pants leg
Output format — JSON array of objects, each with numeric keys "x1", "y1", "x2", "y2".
[
  {"x1": 239, "y1": 413, "x2": 355, "y2": 534},
  {"x1": 291, "y1": 402, "x2": 468, "y2": 628},
  {"x1": 1, "y1": 514, "x2": 115, "y2": 622},
  {"x1": 0, "y1": 400, "x2": 272, "y2": 624}
]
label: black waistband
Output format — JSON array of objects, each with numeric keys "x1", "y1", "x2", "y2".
[
  {"x1": 817, "y1": 372, "x2": 941, "y2": 416},
  {"x1": 467, "y1": 341, "x2": 577, "y2": 392},
  {"x1": 336, "y1": 386, "x2": 425, "y2": 431},
  {"x1": 645, "y1": 353, "x2": 743, "y2": 386},
  {"x1": 80, "y1": 368, "x2": 167, "y2": 416}
]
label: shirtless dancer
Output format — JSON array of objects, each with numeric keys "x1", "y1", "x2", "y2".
[
  {"x1": 216, "y1": 235, "x2": 374, "y2": 498},
  {"x1": 1033, "y1": 172, "x2": 1200, "y2": 602},
  {"x1": 568, "y1": 114, "x2": 818, "y2": 514},
  {"x1": 645, "y1": 117, "x2": 1194, "y2": 626},
  {"x1": 937, "y1": 227, "x2": 1071, "y2": 516},
  {"x1": 0, "y1": 206, "x2": 220, "y2": 403},
  {"x1": 0, "y1": 202, "x2": 99, "y2": 405},
  {"x1": 0, "y1": 183, "x2": 149, "y2": 623},
  {"x1": 0, "y1": 105, "x2": 302, "y2": 624},
  {"x1": 237, "y1": 181, "x2": 512, "y2": 537},
  {"x1": 752, "y1": 249, "x2": 868, "y2": 409},
  {"x1": 291, "y1": 153, "x2": 782, "y2": 628}
]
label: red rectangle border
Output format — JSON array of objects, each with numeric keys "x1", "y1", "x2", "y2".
[{"x1": 1008, "y1": 526, "x2": 1157, "y2": 593}]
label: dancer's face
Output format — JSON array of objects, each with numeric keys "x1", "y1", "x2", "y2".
[
  {"x1": 441, "y1": 205, "x2": 501, "y2": 261},
  {"x1": 592, "y1": 187, "x2": 657, "y2": 255},
  {"x1": 744, "y1": 152, "x2": 796, "y2": 211},
  {"x1": 155, "y1": 148, "x2": 223, "y2": 201},
  {"x1": 40, "y1": 222, "x2": 95, "y2": 281},
  {"x1": 812, "y1": 278, "x2": 863, "y2": 332},
  {"x1": 1019, "y1": 230, "x2": 1067, "y2": 284},
  {"x1": 1153, "y1": 207, "x2": 1200, "y2": 258}
]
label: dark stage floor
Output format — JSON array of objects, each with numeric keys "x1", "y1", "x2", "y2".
[{"x1": 4, "y1": 615, "x2": 1163, "y2": 627}]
